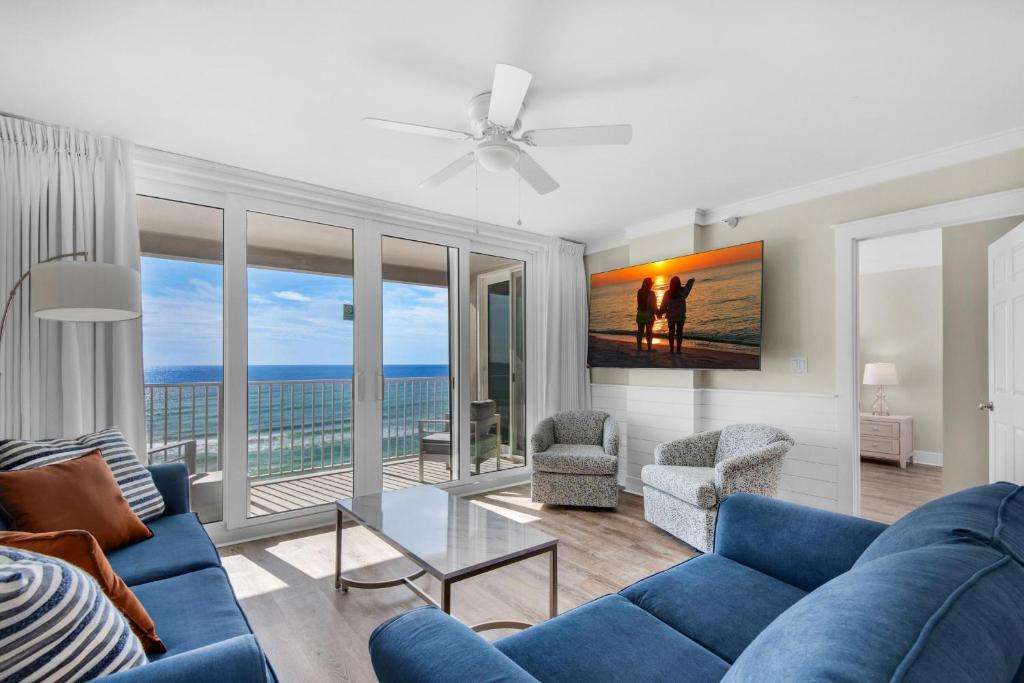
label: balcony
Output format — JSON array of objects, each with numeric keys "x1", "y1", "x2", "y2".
[{"x1": 144, "y1": 377, "x2": 522, "y2": 519}]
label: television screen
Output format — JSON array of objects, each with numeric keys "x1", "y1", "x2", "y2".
[{"x1": 588, "y1": 241, "x2": 763, "y2": 370}]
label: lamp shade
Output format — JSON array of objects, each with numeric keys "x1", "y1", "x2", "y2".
[
  {"x1": 30, "y1": 261, "x2": 141, "y2": 322},
  {"x1": 863, "y1": 362, "x2": 898, "y2": 386}
]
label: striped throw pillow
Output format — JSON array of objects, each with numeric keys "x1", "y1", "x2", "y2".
[
  {"x1": 0, "y1": 546, "x2": 147, "y2": 681},
  {"x1": 0, "y1": 428, "x2": 166, "y2": 522}
]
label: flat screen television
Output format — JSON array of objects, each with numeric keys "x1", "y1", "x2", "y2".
[{"x1": 588, "y1": 241, "x2": 763, "y2": 370}]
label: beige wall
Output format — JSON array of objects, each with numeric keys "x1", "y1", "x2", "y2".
[
  {"x1": 585, "y1": 148, "x2": 1024, "y2": 393},
  {"x1": 942, "y1": 216, "x2": 1021, "y2": 494},
  {"x1": 858, "y1": 266, "x2": 943, "y2": 453}
]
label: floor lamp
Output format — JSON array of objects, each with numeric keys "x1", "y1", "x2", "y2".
[{"x1": 0, "y1": 252, "x2": 141, "y2": 366}]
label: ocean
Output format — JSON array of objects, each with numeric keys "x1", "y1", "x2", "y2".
[
  {"x1": 144, "y1": 364, "x2": 450, "y2": 477},
  {"x1": 588, "y1": 259, "x2": 762, "y2": 352}
]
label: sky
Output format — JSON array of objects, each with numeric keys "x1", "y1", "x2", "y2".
[
  {"x1": 141, "y1": 257, "x2": 450, "y2": 367},
  {"x1": 591, "y1": 240, "x2": 763, "y2": 287}
]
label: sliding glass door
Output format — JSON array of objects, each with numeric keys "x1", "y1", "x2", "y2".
[
  {"x1": 379, "y1": 233, "x2": 460, "y2": 489},
  {"x1": 137, "y1": 183, "x2": 535, "y2": 533},
  {"x1": 244, "y1": 211, "x2": 355, "y2": 517},
  {"x1": 471, "y1": 253, "x2": 527, "y2": 474}
]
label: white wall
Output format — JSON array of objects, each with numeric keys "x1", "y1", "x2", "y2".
[
  {"x1": 593, "y1": 384, "x2": 839, "y2": 511},
  {"x1": 857, "y1": 253, "x2": 943, "y2": 457}
]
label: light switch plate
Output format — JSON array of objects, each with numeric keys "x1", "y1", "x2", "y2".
[{"x1": 790, "y1": 357, "x2": 808, "y2": 374}]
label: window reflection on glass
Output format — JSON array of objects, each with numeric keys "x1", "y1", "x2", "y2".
[
  {"x1": 245, "y1": 212, "x2": 354, "y2": 518},
  {"x1": 138, "y1": 196, "x2": 225, "y2": 524},
  {"x1": 471, "y1": 253, "x2": 526, "y2": 474},
  {"x1": 382, "y1": 236, "x2": 455, "y2": 488}
]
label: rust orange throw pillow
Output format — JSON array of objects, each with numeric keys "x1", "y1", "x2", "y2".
[
  {"x1": 0, "y1": 450, "x2": 152, "y2": 551},
  {"x1": 0, "y1": 529, "x2": 165, "y2": 653}
]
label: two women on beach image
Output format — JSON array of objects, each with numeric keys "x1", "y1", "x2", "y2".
[
  {"x1": 636, "y1": 275, "x2": 695, "y2": 353},
  {"x1": 587, "y1": 241, "x2": 763, "y2": 370}
]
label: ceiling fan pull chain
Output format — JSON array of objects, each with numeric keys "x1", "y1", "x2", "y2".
[{"x1": 516, "y1": 159, "x2": 523, "y2": 227}]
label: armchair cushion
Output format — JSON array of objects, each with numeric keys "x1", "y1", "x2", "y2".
[
  {"x1": 620, "y1": 553, "x2": 807, "y2": 663},
  {"x1": 495, "y1": 594, "x2": 729, "y2": 682},
  {"x1": 654, "y1": 431, "x2": 720, "y2": 468},
  {"x1": 529, "y1": 417, "x2": 555, "y2": 454},
  {"x1": 602, "y1": 417, "x2": 620, "y2": 457},
  {"x1": 533, "y1": 445, "x2": 617, "y2": 475},
  {"x1": 131, "y1": 567, "x2": 254, "y2": 661},
  {"x1": 107, "y1": 513, "x2": 221, "y2": 586},
  {"x1": 714, "y1": 441, "x2": 792, "y2": 498},
  {"x1": 715, "y1": 424, "x2": 794, "y2": 463},
  {"x1": 641, "y1": 465, "x2": 717, "y2": 509},
  {"x1": 551, "y1": 410, "x2": 608, "y2": 446}
]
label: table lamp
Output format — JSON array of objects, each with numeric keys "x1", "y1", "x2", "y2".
[{"x1": 863, "y1": 362, "x2": 898, "y2": 416}]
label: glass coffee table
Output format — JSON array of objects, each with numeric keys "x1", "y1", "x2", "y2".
[{"x1": 335, "y1": 485, "x2": 558, "y2": 631}]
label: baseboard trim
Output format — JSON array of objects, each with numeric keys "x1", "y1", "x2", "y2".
[
  {"x1": 912, "y1": 450, "x2": 943, "y2": 467},
  {"x1": 625, "y1": 475, "x2": 644, "y2": 496}
]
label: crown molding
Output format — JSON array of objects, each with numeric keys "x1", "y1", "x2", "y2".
[
  {"x1": 134, "y1": 146, "x2": 551, "y2": 252},
  {"x1": 584, "y1": 126, "x2": 1024, "y2": 255}
]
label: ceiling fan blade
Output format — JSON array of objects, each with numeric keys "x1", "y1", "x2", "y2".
[
  {"x1": 487, "y1": 64, "x2": 532, "y2": 129},
  {"x1": 524, "y1": 124, "x2": 633, "y2": 147},
  {"x1": 364, "y1": 117, "x2": 471, "y2": 141},
  {"x1": 419, "y1": 152, "x2": 476, "y2": 189},
  {"x1": 515, "y1": 151, "x2": 559, "y2": 195}
]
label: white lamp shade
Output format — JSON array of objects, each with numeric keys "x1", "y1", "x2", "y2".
[
  {"x1": 30, "y1": 261, "x2": 141, "y2": 322},
  {"x1": 863, "y1": 362, "x2": 898, "y2": 386}
]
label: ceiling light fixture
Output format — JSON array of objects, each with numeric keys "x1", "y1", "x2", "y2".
[{"x1": 475, "y1": 137, "x2": 521, "y2": 173}]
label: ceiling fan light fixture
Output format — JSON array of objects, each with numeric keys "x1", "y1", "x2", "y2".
[{"x1": 475, "y1": 139, "x2": 521, "y2": 173}]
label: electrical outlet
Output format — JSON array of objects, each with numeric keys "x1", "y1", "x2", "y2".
[{"x1": 790, "y1": 357, "x2": 807, "y2": 374}]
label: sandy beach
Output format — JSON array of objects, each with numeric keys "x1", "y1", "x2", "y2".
[{"x1": 588, "y1": 333, "x2": 759, "y2": 370}]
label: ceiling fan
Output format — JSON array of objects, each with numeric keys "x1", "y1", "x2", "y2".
[{"x1": 364, "y1": 64, "x2": 633, "y2": 195}]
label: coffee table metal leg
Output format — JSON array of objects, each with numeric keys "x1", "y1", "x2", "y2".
[
  {"x1": 441, "y1": 579, "x2": 452, "y2": 613},
  {"x1": 549, "y1": 544, "x2": 558, "y2": 618}
]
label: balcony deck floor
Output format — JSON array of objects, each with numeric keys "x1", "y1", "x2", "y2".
[{"x1": 248, "y1": 455, "x2": 519, "y2": 517}]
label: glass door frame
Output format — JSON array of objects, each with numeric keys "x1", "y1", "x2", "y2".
[
  {"x1": 368, "y1": 219, "x2": 470, "y2": 489},
  {"x1": 135, "y1": 148, "x2": 548, "y2": 540},
  {"x1": 222, "y1": 195, "x2": 369, "y2": 531}
]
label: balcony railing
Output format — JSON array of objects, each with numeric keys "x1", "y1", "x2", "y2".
[{"x1": 144, "y1": 376, "x2": 450, "y2": 480}]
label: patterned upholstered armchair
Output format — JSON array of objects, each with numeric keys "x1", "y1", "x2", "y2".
[
  {"x1": 642, "y1": 424, "x2": 794, "y2": 552},
  {"x1": 530, "y1": 410, "x2": 619, "y2": 509}
]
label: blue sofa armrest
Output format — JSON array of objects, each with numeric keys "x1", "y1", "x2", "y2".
[
  {"x1": 147, "y1": 463, "x2": 190, "y2": 516},
  {"x1": 715, "y1": 492, "x2": 887, "y2": 592},
  {"x1": 99, "y1": 635, "x2": 271, "y2": 683},
  {"x1": 369, "y1": 607, "x2": 538, "y2": 683}
]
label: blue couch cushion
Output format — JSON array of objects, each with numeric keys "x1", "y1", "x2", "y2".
[
  {"x1": 107, "y1": 512, "x2": 221, "y2": 586},
  {"x1": 620, "y1": 554, "x2": 806, "y2": 662},
  {"x1": 496, "y1": 594, "x2": 729, "y2": 682},
  {"x1": 724, "y1": 541, "x2": 1024, "y2": 682},
  {"x1": 857, "y1": 482, "x2": 1024, "y2": 566},
  {"x1": 131, "y1": 567, "x2": 254, "y2": 660}
]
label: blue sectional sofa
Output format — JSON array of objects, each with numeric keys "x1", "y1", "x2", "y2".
[
  {"x1": 369, "y1": 482, "x2": 1024, "y2": 682},
  {"x1": 91, "y1": 464, "x2": 274, "y2": 682}
]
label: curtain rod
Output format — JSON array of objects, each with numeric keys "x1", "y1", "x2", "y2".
[{"x1": 0, "y1": 110, "x2": 105, "y2": 138}]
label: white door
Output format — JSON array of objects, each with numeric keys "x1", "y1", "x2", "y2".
[{"x1": 987, "y1": 220, "x2": 1024, "y2": 484}]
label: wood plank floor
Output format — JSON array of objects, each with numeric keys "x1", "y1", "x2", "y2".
[
  {"x1": 221, "y1": 465, "x2": 944, "y2": 681},
  {"x1": 221, "y1": 486, "x2": 695, "y2": 683},
  {"x1": 859, "y1": 459, "x2": 943, "y2": 524}
]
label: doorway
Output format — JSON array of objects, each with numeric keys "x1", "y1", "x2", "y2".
[{"x1": 834, "y1": 189, "x2": 1024, "y2": 519}]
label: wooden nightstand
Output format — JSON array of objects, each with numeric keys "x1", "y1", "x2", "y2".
[{"x1": 860, "y1": 413, "x2": 914, "y2": 468}]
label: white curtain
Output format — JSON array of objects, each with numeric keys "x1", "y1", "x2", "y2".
[
  {"x1": 0, "y1": 115, "x2": 144, "y2": 455},
  {"x1": 542, "y1": 237, "x2": 591, "y2": 414}
]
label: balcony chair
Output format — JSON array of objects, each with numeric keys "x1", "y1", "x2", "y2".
[
  {"x1": 642, "y1": 423, "x2": 794, "y2": 552},
  {"x1": 417, "y1": 400, "x2": 502, "y2": 480},
  {"x1": 530, "y1": 410, "x2": 620, "y2": 509}
]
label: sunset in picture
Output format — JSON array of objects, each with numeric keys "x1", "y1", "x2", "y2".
[{"x1": 588, "y1": 241, "x2": 762, "y2": 370}]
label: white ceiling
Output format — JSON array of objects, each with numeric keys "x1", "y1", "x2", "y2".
[{"x1": 3, "y1": 1, "x2": 1023, "y2": 245}]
